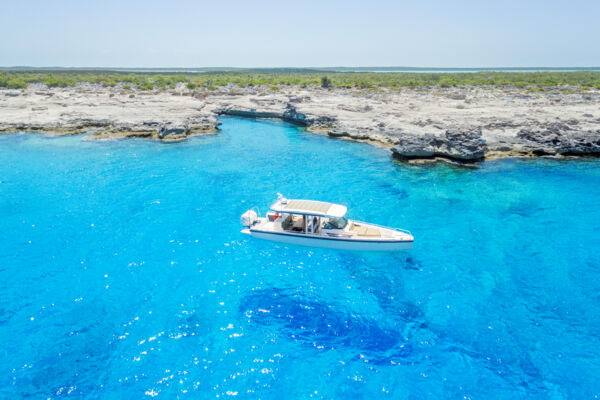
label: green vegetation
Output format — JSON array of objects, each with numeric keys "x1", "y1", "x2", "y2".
[
  {"x1": 138, "y1": 81, "x2": 154, "y2": 91},
  {"x1": 321, "y1": 76, "x2": 332, "y2": 88},
  {"x1": 0, "y1": 75, "x2": 27, "y2": 89},
  {"x1": 0, "y1": 70, "x2": 599, "y2": 91},
  {"x1": 44, "y1": 75, "x2": 77, "y2": 88}
]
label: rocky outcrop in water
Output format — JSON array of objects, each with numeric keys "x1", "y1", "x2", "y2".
[
  {"x1": 158, "y1": 122, "x2": 188, "y2": 141},
  {"x1": 391, "y1": 129, "x2": 487, "y2": 162},
  {"x1": 282, "y1": 103, "x2": 308, "y2": 125},
  {"x1": 516, "y1": 123, "x2": 600, "y2": 156},
  {"x1": 216, "y1": 102, "x2": 310, "y2": 127}
]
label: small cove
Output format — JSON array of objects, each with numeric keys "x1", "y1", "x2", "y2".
[{"x1": 1, "y1": 117, "x2": 599, "y2": 398}]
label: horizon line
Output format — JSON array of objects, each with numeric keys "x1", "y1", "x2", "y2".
[{"x1": 2, "y1": 66, "x2": 600, "y2": 70}]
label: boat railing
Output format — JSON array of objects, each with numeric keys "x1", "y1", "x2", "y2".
[
  {"x1": 325, "y1": 232, "x2": 354, "y2": 238},
  {"x1": 352, "y1": 220, "x2": 412, "y2": 235}
]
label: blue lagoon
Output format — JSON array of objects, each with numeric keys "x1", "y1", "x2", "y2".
[{"x1": 1, "y1": 117, "x2": 600, "y2": 398}]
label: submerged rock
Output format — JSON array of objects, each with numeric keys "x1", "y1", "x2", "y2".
[
  {"x1": 392, "y1": 128, "x2": 486, "y2": 162},
  {"x1": 239, "y1": 288, "x2": 413, "y2": 362}
]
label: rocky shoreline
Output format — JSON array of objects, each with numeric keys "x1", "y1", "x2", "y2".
[{"x1": 1, "y1": 83, "x2": 600, "y2": 163}]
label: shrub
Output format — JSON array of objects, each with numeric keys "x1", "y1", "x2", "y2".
[
  {"x1": 6, "y1": 77, "x2": 27, "y2": 89},
  {"x1": 155, "y1": 76, "x2": 173, "y2": 88},
  {"x1": 186, "y1": 82, "x2": 197, "y2": 90},
  {"x1": 439, "y1": 78, "x2": 457, "y2": 88},
  {"x1": 102, "y1": 79, "x2": 117, "y2": 87},
  {"x1": 44, "y1": 76, "x2": 76, "y2": 87},
  {"x1": 321, "y1": 76, "x2": 331, "y2": 88},
  {"x1": 138, "y1": 81, "x2": 154, "y2": 91}
]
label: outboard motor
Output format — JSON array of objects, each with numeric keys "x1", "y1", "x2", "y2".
[{"x1": 241, "y1": 210, "x2": 258, "y2": 227}]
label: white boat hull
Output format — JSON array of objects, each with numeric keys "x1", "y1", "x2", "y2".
[{"x1": 242, "y1": 228, "x2": 413, "y2": 251}]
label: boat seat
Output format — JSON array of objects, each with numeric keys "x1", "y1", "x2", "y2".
[
  {"x1": 292, "y1": 220, "x2": 304, "y2": 229},
  {"x1": 355, "y1": 225, "x2": 381, "y2": 237},
  {"x1": 282, "y1": 215, "x2": 293, "y2": 230},
  {"x1": 288, "y1": 215, "x2": 304, "y2": 231}
]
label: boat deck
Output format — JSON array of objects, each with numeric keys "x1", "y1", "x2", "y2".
[
  {"x1": 351, "y1": 224, "x2": 381, "y2": 237},
  {"x1": 254, "y1": 219, "x2": 400, "y2": 239}
]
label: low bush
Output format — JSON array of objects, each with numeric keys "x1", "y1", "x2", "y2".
[
  {"x1": 4, "y1": 77, "x2": 27, "y2": 89},
  {"x1": 0, "y1": 70, "x2": 598, "y2": 91},
  {"x1": 138, "y1": 81, "x2": 154, "y2": 91}
]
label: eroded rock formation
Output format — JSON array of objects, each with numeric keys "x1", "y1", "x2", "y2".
[{"x1": 1, "y1": 85, "x2": 600, "y2": 162}]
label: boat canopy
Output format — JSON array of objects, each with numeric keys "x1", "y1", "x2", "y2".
[{"x1": 271, "y1": 199, "x2": 347, "y2": 218}]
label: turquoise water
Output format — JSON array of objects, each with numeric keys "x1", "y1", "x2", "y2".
[{"x1": 1, "y1": 117, "x2": 600, "y2": 399}]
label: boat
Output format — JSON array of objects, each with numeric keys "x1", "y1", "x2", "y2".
[{"x1": 240, "y1": 194, "x2": 413, "y2": 251}]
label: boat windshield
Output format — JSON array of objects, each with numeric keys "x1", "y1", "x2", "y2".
[{"x1": 324, "y1": 216, "x2": 348, "y2": 230}]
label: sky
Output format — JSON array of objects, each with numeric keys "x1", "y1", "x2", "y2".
[{"x1": 1, "y1": 0, "x2": 599, "y2": 68}]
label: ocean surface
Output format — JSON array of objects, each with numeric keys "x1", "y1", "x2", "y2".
[{"x1": 1, "y1": 117, "x2": 600, "y2": 399}]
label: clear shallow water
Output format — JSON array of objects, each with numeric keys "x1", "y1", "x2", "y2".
[{"x1": 1, "y1": 118, "x2": 600, "y2": 399}]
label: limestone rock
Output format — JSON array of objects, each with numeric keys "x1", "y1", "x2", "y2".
[
  {"x1": 392, "y1": 129, "x2": 486, "y2": 162},
  {"x1": 282, "y1": 104, "x2": 308, "y2": 125},
  {"x1": 517, "y1": 126, "x2": 600, "y2": 156},
  {"x1": 2, "y1": 85, "x2": 600, "y2": 159},
  {"x1": 158, "y1": 122, "x2": 189, "y2": 142}
]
